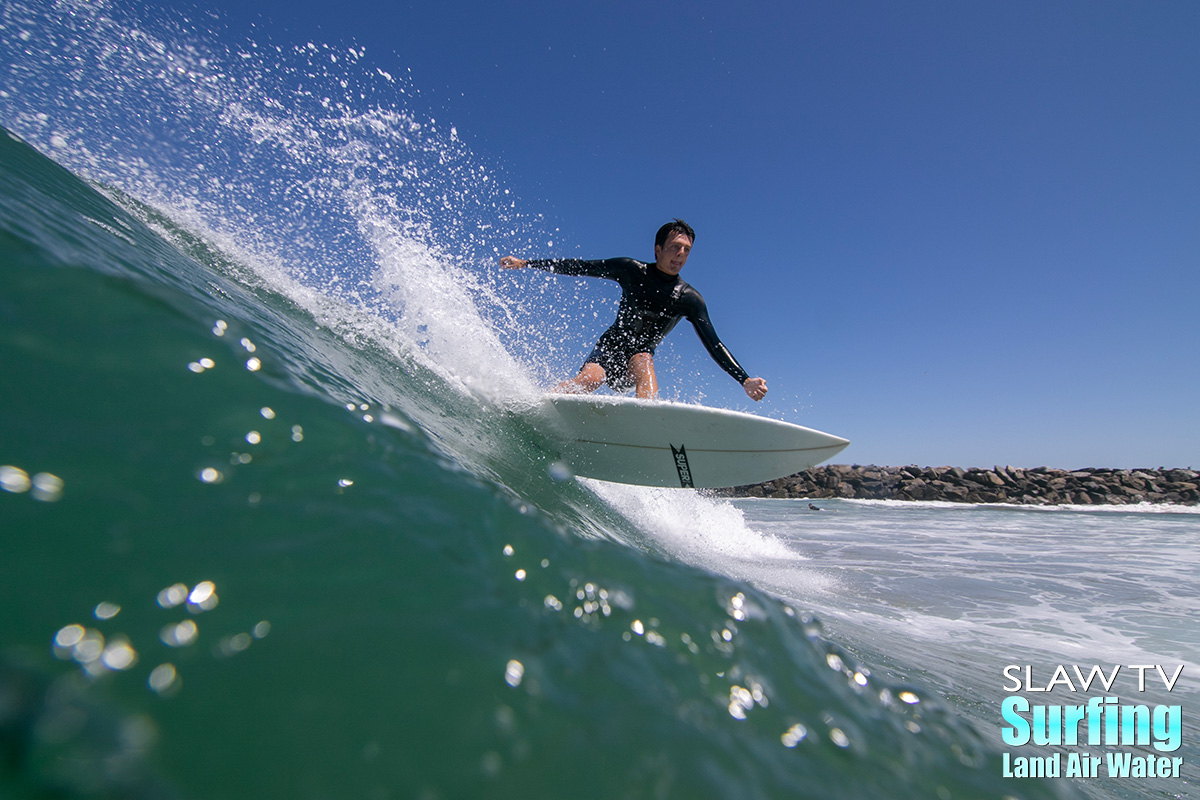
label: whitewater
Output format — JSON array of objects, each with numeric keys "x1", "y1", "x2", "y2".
[{"x1": 1, "y1": 2, "x2": 1196, "y2": 799}]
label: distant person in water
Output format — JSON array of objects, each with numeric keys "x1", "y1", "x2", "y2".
[{"x1": 500, "y1": 219, "x2": 768, "y2": 402}]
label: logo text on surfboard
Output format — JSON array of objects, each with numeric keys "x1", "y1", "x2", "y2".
[{"x1": 671, "y1": 444, "x2": 693, "y2": 488}]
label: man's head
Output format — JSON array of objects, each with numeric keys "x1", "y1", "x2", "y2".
[
  {"x1": 655, "y1": 219, "x2": 695, "y2": 250},
  {"x1": 654, "y1": 219, "x2": 695, "y2": 276}
]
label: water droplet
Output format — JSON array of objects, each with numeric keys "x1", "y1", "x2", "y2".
[
  {"x1": 31, "y1": 472, "x2": 64, "y2": 502},
  {"x1": 188, "y1": 581, "x2": 217, "y2": 607},
  {"x1": 70, "y1": 628, "x2": 105, "y2": 664},
  {"x1": 160, "y1": 620, "x2": 199, "y2": 647},
  {"x1": 219, "y1": 633, "x2": 253, "y2": 655},
  {"x1": 547, "y1": 461, "x2": 572, "y2": 482},
  {"x1": 157, "y1": 583, "x2": 189, "y2": 608},
  {"x1": 93, "y1": 602, "x2": 121, "y2": 620},
  {"x1": 781, "y1": 723, "x2": 808, "y2": 748},
  {"x1": 0, "y1": 465, "x2": 31, "y2": 493},
  {"x1": 504, "y1": 660, "x2": 524, "y2": 688},
  {"x1": 54, "y1": 624, "x2": 86, "y2": 650},
  {"x1": 148, "y1": 663, "x2": 179, "y2": 694},
  {"x1": 101, "y1": 637, "x2": 138, "y2": 671}
]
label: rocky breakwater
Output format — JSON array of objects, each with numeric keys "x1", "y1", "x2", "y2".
[{"x1": 722, "y1": 466, "x2": 1200, "y2": 506}]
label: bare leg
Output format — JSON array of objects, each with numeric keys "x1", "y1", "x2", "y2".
[
  {"x1": 552, "y1": 362, "x2": 605, "y2": 394},
  {"x1": 628, "y1": 353, "x2": 658, "y2": 399}
]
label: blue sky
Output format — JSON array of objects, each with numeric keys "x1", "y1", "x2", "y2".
[{"x1": 84, "y1": 2, "x2": 1200, "y2": 467}]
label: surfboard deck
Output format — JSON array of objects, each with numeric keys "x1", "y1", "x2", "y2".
[{"x1": 542, "y1": 394, "x2": 849, "y2": 489}]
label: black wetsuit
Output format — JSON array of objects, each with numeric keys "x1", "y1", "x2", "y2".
[{"x1": 527, "y1": 257, "x2": 750, "y2": 391}]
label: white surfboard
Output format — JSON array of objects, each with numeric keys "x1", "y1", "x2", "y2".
[{"x1": 542, "y1": 394, "x2": 849, "y2": 489}]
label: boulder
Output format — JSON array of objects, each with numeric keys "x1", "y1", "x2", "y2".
[{"x1": 716, "y1": 465, "x2": 1196, "y2": 506}]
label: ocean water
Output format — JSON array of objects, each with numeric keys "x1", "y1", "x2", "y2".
[{"x1": 1, "y1": 3, "x2": 1197, "y2": 799}]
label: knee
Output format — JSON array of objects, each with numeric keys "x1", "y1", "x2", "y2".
[
  {"x1": 579, "y1": 362, "x2": 606, "y2": 388},
  {"x1": 628, "y1": 353, "x2": 653, "y2": 370}
]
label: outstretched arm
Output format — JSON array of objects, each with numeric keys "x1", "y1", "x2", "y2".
[
  {"x1": 499, "y1": 256, "x2": 639, "y2": 280},
  {"x1": 686, "y1": 294, "x2": 769, "y2": 402}
]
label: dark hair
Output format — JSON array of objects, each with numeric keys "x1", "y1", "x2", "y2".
[{"x1": 655, "y1": 218, "x2": 695, "y2": 249}]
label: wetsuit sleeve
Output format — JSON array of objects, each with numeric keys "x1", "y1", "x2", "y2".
[
  {"x1": 525, "y1": 257, "x2": 638, "y2": 280},
  {"x1": 682, "y1": 291, "x2": 752, "y2": 385}
]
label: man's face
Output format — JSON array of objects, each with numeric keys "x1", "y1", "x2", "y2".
[{"x1": 654, "y1": 232, "x2": 693, "y2": 276}]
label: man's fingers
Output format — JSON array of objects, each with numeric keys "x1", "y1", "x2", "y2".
[{"x1": 744, "y1": 377, "x2": 768, "y2": 401}]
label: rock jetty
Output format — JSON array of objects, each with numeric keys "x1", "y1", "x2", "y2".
[{"x1": 719, "y1": 465, "x2": 1199, "y2": 506}]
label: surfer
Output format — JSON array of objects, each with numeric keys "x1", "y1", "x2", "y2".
[{"x1": 500, "y1": 220, "x2": 769, "y2": 401}]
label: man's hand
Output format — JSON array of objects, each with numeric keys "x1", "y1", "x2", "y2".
[
  {"x1": 499, "y1": 256, "x2": 527, "y2": 269},
  {"x1": 743, "y1": 377, "x2": 768, "y2": 401}
]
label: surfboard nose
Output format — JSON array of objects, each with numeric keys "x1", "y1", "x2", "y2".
[{"x1": 825, "y1": 433, "x2": 851, "y2": 451}]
